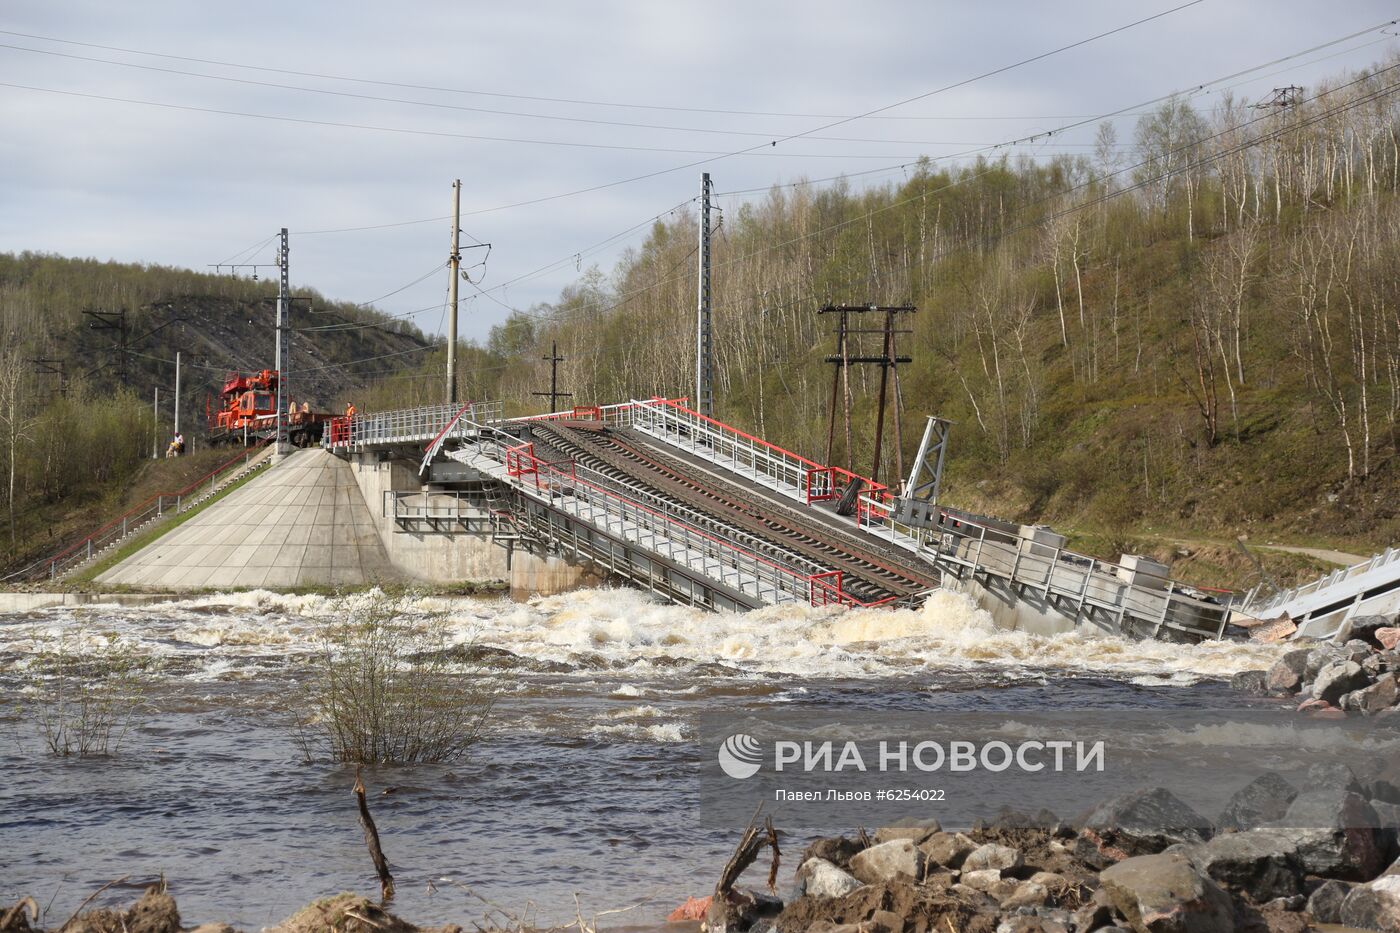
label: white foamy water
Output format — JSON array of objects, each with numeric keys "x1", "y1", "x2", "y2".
[{"x1": 0, "y1": 586, "x2": 1287, "y2": 685}]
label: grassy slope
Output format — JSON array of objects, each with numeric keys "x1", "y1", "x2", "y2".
[{"x1": 67, "y1": 458, "x2": 269, "y2": 586}]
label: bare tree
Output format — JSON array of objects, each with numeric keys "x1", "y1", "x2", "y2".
[{"x1": 0, "y1": 347, "x2": 34, "y2": 551}]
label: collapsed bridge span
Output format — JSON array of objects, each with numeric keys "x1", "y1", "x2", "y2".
[{"x1": 325, "y1": 398, "x2": 1231, "y2": 642}]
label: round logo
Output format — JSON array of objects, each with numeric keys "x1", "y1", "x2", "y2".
[{"x1": 718, "y1": 733, "x2": 763, "y2": 779}]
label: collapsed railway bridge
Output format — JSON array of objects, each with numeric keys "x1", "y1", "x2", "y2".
[{"x1": 325, "y1": 398, "x2": 1233, "y2": 643}]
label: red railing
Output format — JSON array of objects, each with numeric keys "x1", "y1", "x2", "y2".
[
  {"x1": 638, "y1": 398, "x2": 889, "y2": 506},
  {"x1": 420, "y1": 402, "x2": 479, "y2": 454},
  {"x1": 505, "y1": 441, "x2": 540, "y2": 478},
  {"x1": 497, "y1": 443, "x2": 912, "y2": 609},
  {"x1": 327, "y1": 416, "x2": 351, "y2": 446},
  {"x1": 514, "y1": 399, "x2": 687, "y2": 426}
]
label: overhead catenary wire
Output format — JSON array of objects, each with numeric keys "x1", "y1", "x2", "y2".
[
  {"x1": 288, "y1": 16, "x2": 1397, "y2": 237},
  {"x1": 0, "y1": 82, "x2": 940, "y2": 160},
  {"x1": 0, "y1": 41, "x2": 1183, "y2": 147},
  {"x1": 0, "y1": 24, "x2": 1215, "y2": 122},
  {"x1": 28, "y1": 31, "x2": 1361, "y2": 150},
  {"x1": 118, "y1": 2, "x2": 1210, "y2": 248},
  {"x1": 473, "y1": 59, "x2": 1400, "y2": 333},
  {"x1": 443, "y1": 19, "x2": 1394, "y2": 309},
  {"x1": 262, "y1": 22, "x2": 1400, "y2": 367}
]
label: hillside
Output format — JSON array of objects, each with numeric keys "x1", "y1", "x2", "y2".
[
  {"x1": 0, "y1": 252, "x2": 435, "y2": 575},
  {"x1": 406, "y1": 54, "x2": 1400, "y2": 590}
]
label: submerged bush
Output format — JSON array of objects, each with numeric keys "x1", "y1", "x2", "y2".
[
  {"x1": 20, "y1": 635, "x2": 153, "y2": 757},
  {"x1": 295, "y1": 591, "x2": 494, "y2": 764}
]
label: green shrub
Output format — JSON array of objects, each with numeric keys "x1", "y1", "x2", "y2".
[
  {"x1": 19, "y1": 635, "x2": 154, "y2": 757},
  {"x1": 295, "y1": 591, "x2": 493, "y2": 765}
]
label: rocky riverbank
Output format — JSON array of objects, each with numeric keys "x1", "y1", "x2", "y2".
[
  {"x1": 10, "y1": 770, "x2": 1400, "y2": 933},
  {"x1": 685, "y1": 764, "x2": 1400, "y2": 933},
  {"x1": 1231, "y1": 612, "x2": 1400, "y2": 716}
]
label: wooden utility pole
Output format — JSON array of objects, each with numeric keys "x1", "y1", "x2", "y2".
[
  {"x1": 28, "y1": 358, "x2": 65, "y2": 401},
  {"x1": 819, "y1": 304, "x2": 915, "y2": 493},
  {"x1": 83, "y1": 309, "x2": 128, "y2": 385},
  {"x1": 447, "y1": 179, "x2": 461, "y2": 405},
  {"x1": 531, "y1": 342, "x2": 573, "y2": 413}
]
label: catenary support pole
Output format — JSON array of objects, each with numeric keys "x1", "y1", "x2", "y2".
[
  {"x1": 447, "y1": 179, "x2": 461, "y2": 405},
  {"x1": 174, "y1": 351, "x2": 181, "y2": 435},
  {"x1": 152, "y1": 387, "x2": 159, "y2": 459},
  {"x1": 274, "y1": 227, "x2": 290, "y2": 451},
  {"x1": 695, "y1": 173, "x2": 713, "y2": 417}
]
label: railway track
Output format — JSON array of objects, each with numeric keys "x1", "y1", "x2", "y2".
[
  {"x1": 523, "y1": 429, "x2": 832, "y2": 582},
  {"x1": 527, "y1": 421, "x2": 939, "y2": 604}
]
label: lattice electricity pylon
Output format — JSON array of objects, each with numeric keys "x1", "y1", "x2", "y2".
[{"x1": 893, "y1": 415, "x2": 951, "y2": 528}]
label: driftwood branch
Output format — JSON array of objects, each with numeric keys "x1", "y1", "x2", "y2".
[
  {"x1": 354, "y1": 768, "x2": 396, "y2": 902},
  {"x1": 59, "y1": 876, "x2": 129, "y2": 932},
  {"x1": 715, "y1": 809, "x2": 780, "y2": 898},
  {"x1": 1, "y1": 898, "x2": 38, "y2": 933},
  {"x1": 764, "y1": 818, "x2": 781, "y2": 893}
]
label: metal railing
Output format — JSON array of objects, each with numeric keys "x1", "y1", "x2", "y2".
[
  {"x1": 326, "y1": 400, "x2": 504, "y2": 452},
  {"x1": 627, "y1": 398, "x2": 883, "y2": 505},
  {"x1": 455, "y1": 424, "x2": 868, "y2": 607},
  {"x1": 853, "y1": 492, "x2": 1227, "y2": 639},
  {"x1": 383, "y1": 489, "x2": 492, "y2": 531},
  {"x1": 511, "y1": 399, "x2": 684, "y2": 428},
  {"x1": 1240, "y1": 546, "x2": 1400, "y2": 617},
  {"x1": 4, "y1": 444, "x2": 273, "y2": 583}
]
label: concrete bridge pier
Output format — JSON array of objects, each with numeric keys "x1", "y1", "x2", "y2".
[{"x1": 346, "y1": 451, "x2": 601, "y2": 597}]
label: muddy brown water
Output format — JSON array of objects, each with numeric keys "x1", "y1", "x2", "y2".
[{"x1": 0, "y1": 588, "x2": 1287, "y2": 929}]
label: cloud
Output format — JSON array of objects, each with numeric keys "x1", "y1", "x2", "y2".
[{"x1": 2, "y1": 0, "x2": 1396, "y2": 351}]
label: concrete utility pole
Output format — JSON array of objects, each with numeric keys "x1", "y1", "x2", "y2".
[
  {"x1": 695, "y1": 172, "x2": 713, "y2": 417},
  {"x1": 152, "y1": 387, "x2": 159, "y2": 459},
  {"x1": 274, "y1": 227, "x2": 290, "y2": 453},
  {"x1": 447, "y1": 179, "x2": 461, "y2": 406},
  {"x1": 174, "y1": 351, "x2": 181, "y2": 434},
  {"x1": 531, "y1": 341, "x2": 573, "y2": 413}
]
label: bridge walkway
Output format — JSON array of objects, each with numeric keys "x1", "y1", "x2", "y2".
[{"x1": 1236, "y1": 547, "x2": 1400, "y2": 638}]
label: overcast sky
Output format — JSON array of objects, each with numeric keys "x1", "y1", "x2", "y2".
[{"x1": 2, "y1": 1, "x2": 1396, "y2": 345}]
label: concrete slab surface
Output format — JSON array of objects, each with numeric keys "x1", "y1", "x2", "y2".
[{"x1": 96, "y1": 448, "x2": 395, "y2": 590}]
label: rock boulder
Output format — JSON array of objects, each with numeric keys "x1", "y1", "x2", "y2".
[
  {"x1": 1218, "y1": 772, "x2": 1299, "y2": 832},
  {"x1": 1313, "y1": 660, "x2": 1371, "y2": 705},
  {"x1": 1075, "y1": 788, "x2": 1213, "y2": 869},
  {"x1": 1306, "y1": 880, "x2": 1355, "y2": 924},
  {"x1": 848, "y1": 838, "x2": 925, "y2": 885},
  {"x1": 1098, "y1": 852, "x2": 1234, "y2": 933},
  {"x1": 919, "y1": 831, "x2": 977, "y2": 868},
  {"x1": 1230, "y1": 670, "x2": 1269, "y2": 694},
  {"x1": 1273, "y1": 787, "x2": 1384, "y2": 880},
  {"x1": 796, "y1": 858, "x2": 863, "y2": 899},
  {"x1": 1266, "y1": 650, "x2": 1313, "y2": 694},
  {"x1": 963, "y1": 843, "x2": 1024, "y2": 874},
  {"x1": 1340, "y1": 876, "x2": 1400, "y2": 933},
  {"x1": 1186, "y1": 828, "x2": 1303, "y2": 900},
  {"x1": 872, "y1": 818, "x2": 942, "y2": 846}
]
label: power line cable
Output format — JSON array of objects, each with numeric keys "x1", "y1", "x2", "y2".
[
  {"x1": 0, "y1": 81, "x2": 933, "y2": 160},
  {"x1": 0, "y1": 41, "x2": 1169, "y2": 146},
  {"x1": 481, "y1": 60, "x2": 1400, "y2": 332},
  {"x1": 294, "y1": 15, "x2": 1395, "y2": 236},
  {"x1": 0, "y1": 25, "x2": 1213, "y2": 122}
]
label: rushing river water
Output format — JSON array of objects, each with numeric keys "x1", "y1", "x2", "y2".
[{"x1": 0, "y1": 587, "x2": 1290, "y2": 929}]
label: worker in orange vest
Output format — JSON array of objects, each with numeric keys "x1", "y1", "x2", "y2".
[{"x1": 345, "y1": 403, "x2": 357, "y2": 419}]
